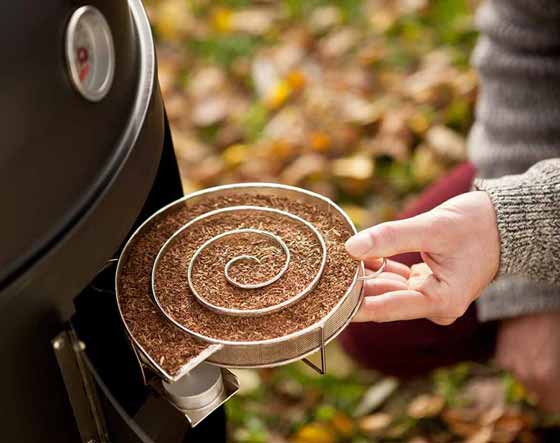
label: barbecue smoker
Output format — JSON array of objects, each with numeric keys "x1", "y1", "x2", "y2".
[
  {"x1": 0, "y1": 1, "x2": 225, "y2": 442},
  {"x1": 0, "y1": 2, "x2": 374, "y2": 442}
]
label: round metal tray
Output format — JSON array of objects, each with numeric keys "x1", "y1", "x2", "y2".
[{"x1": 116, "y1": 183, "x2": 366, "y2": 377}]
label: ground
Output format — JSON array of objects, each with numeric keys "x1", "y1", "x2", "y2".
[{"x1": 146, "y1": 1, "x2": 560, "y2": 441}]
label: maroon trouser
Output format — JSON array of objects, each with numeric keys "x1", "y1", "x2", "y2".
[{"x1": 339, "y1": 162, "x2": 497, "y2": 378}]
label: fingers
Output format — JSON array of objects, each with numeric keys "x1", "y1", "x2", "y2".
[
  {"x1": 345, "y1": 213, "x2": 434, "y2": 260},
  {"x1": 354, "y1": 263, "x2": 467, "y2": 324},
  {"x1": 353, "y1": 290, "x2": 438, "y2": 323},
  {"x1": 363, "y1": 275, "x2": 408, "y2": 296},
  {"x1": 364, "y1": 258, "x2": 411, "y2": 279}
]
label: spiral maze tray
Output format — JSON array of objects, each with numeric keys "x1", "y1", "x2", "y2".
[{"x1": 115, "y1": 183, "x2": 369, "y2": 383}]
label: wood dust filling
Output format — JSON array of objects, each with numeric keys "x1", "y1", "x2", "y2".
[
  {"x1": 118, "y1": 194, "x2": 357, "y2": 376},
  {"x1": 157, "y1": 209, "x2": 324, "y2": 311}
]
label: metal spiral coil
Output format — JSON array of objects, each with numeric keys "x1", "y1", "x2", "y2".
[
  {"x1": 152, "y1": 205, "x2": 329, "y2": 317},
  {"x1": 152, "y1": 204, "x2": 387, "y2": 318}
]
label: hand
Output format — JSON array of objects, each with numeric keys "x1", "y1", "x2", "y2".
[
  {"x1": 496, "y1": 312, "x2": 560, "y2": 413},
  {"x1": 347, "y1": 191, "x2": 500, "y2": 325}
]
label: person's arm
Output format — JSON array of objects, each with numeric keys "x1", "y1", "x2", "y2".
[
  {"x1": 344, "y1": 159, "x2": 560, "y2": 325},
  {"x1": 474, "y1": 159, "x2": 560, "y2": 285},
  {"x1": 469, "y1": 0, "x2": 560, "y2": 180},
  {"x1": 468, "y1": 0, "x2": 560, "y2": 320}
]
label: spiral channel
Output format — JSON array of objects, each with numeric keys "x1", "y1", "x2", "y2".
[{"x1": 152, "y1": 205, "x2": 328, "y2": 317}]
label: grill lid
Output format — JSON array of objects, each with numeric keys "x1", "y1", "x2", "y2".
[{"x1": 0, "y1": 0, "x2": 141, "y2": 288}]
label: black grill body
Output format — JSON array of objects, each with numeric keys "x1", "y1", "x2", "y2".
[{"x1": 0, "y1": 1, "x2": 226, "y2": 441}]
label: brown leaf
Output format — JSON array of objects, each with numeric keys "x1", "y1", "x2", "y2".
[
  {"x1": 280, "y1": 154, "x2": 327, "y2": 185},
  {"x1": 425, "y1": 125, "x2": 467, "y2": 162},
  {"x1": 358, "y1": 413, "x2": 392, "y2": 434},
  {"x1": 330, "y1": 412, "x2": 353, "y2": 437},
  {"x1": 309, "y1": 6, "x2": 342, "y2": 33},
  {"x1": 230, "y1": 8, "x2": 276, "y2": 35},
  {"x1": 407, "y1": 394, "x2": 446, "y2": 419},
  {"x1": 464, "y1": 427, "x2": 493, "y2": 443},
  {"x1": 318, "y1": 28, "x2": 360, "y2": 58}
]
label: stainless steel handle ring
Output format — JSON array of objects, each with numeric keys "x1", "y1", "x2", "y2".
[{"x1": 357, "y1": 257, "x2": 387, "y2": 281}]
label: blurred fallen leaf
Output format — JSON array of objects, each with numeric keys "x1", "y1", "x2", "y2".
[
  {"x1": 230, "y1": 8, "x2": 276, "y2": 35},
  {"x1": 330, "y1": 412, "x2": 353, "y2": 437},
  {"x1": 191, "y1": 95, "x2": 230, "y2": 126},
  {"x1": 398, "y1": 0, "x2": 428, "y2": 14},
  {"x1": 222, "y1": 144, "x2": 250, "y2": 167},
  {"x1": 286, "y1": 70, "x2": 306, "y2": 91},
  {"x1": 280, "y1": 154, "x2": 326, "y2": 185},
  {"x1": 252, "y1": 56, "x2": 281, "y2": 99},
  {"x1": 188, "y1": 66, "x2": 226, "y2": 99},
  {"x1": 426, "y1": 125, "x2": 466, "y2": 162},
  {"x1": 368, "y1": 8, "x2": 397, "y2": 33},
  {"x1": 358, "y1": 412, "x2": 392, "y2": 434},
  {"x1": 291, "y1": 423, "x2": 335, "y2": 443},
  {"x1": 354, "y1": 378, "x2": 399, "y2": 417},
  {"x1": 264, "y1": 79, "x2": 293, "y2": 109},
  {"x1": 309, "y1": 132, "x2": 331, "y2": 152},
  {"x1": 492, "y1": 411, "x2": 533, "y2": 442},
  {"x1": 332, "y1": 155, "x2": 374, "y2": 181},
  {"x1": 153, "y1": 0, "x2": 193, "y2": 41},
  {"x1": 339, "y1": 93, "x2": 384, "y2": 124},
  {"x1": 407, "y1": 394, "x2": 445, "y2": 419},
  {"x1": 264, "y1": 107, "x2": 306, "y2": 145},
  {"x1": 411, "y1": 143, "x2": 446, "y2": 185},
  {"x1": 318, "y1": 28, "x2": 360, "y2": 58},
  {"x1": 211, "y1": 7, "x2": 233, "y2": 33},
  {"x1": 464, "y1": 426, "x2": 493, "y2": 443},
  {"x1": 309, "y1": 6, "x2": 342, "y2": 33}
]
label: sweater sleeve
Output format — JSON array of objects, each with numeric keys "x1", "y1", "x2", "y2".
[
  {"x1": 468, "y1": 0, "x2": 560, "y2": 179},
  {"x1": 474, "y1": 160, "x2": 560, "y2": 321},
  {"x1": 468, "y1": 0, "x2": 560, "y2": 321},
  {"x1": 474, "y1": 159, "x2": 560, "y2": 284}
]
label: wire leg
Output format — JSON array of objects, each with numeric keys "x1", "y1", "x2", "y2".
[{"x1": 302, "y1": 327, "x2": 326, "y2": 375}]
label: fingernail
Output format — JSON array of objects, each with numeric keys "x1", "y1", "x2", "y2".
[{"x1": 345, "y1": 232, "x2": 374, "y2": 258}]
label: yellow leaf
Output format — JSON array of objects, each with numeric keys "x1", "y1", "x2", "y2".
[
  {"x1": 212, "y1": 7, "x2": 233, "y2": 33},
  {"x1": 292, "y1": 423, "x2": 335, "y2": 443},
  {"x1": 330, "y1": 412, "x2": 353, "y2": 437},
  {"x1": 407, "y1": 112, "x2": 431, "y2": 135},
  {"x1": 222, "y1": 144, "x2": 250, "y2": 167},
  {"x1": 265, "y1": 80, "x2": 292, "y2": 109}
]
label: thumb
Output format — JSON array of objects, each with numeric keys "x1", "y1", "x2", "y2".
[{"x1": 345, "y1": 212, "x2": 434, "y2": 259}]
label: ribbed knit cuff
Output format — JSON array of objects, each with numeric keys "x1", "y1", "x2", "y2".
[
  {"x1": 477, "y1": 277, "x2": 560, "y2": 321},
  {"x1": 473, "y1": 159, "x2": 560, "y2": 282}
]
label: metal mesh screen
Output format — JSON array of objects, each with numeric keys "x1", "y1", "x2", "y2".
[{"x1": 206, "y1": 279, "x2": 362, "y2": 368}]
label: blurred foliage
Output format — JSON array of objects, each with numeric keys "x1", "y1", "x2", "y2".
[
  {"x1": 147, "y1": 0, "x2": 480, "y2": 229},
  {"x1": 145, "y1": 0, "x2": 560, "y2": 441}
]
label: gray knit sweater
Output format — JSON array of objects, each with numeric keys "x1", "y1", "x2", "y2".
[{"x1": 468, "y1": 0, "x2": 560, "y2": 320}]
